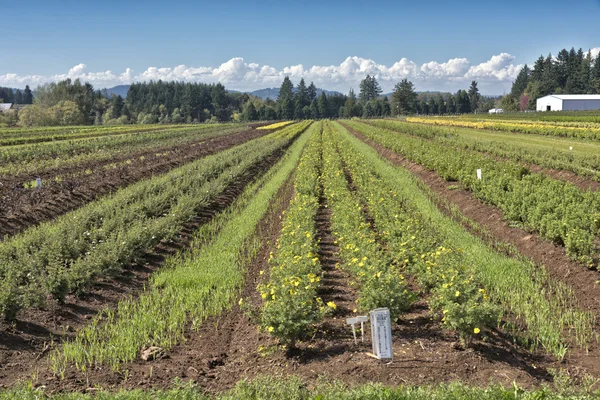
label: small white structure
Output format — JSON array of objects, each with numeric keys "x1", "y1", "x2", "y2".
[
  {"x1": 536, "y1": 95, "x2": 600, "y2": 112},
  {"x1": 488, "y1": 108, "x2": 504, "y2": 114},
  {"x1": 0, "y1": 103, "x2": 13, "y2": 113}
]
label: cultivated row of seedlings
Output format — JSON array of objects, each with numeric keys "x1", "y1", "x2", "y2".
[
  {"x1": 407, "y1": 116, "x2": 600, "y2": 140},
  {"x1": 52, "y1": 121, "x2": 318, "y2": 373},
  {"x1": 0, "y1": 123, "x2": 245, "y2": 177},
  {"x1": 371, "y1": 119, "x2": 600, "y2": 181},
  {"x1": 0, "y1": 122, "x2": 310, "y2": 320},
  {"x1": 345, "y1": 120, "x2": 600, "y2": 265},
  {"x1": 332, "y1": 121, "x2": 595, "y2": 358},
  {"x1": 258, "y1": 121, "x2": 328, "y2": 346},
  {"x1": 0, "y1": 123, "x2": 185, "y2": 147}
]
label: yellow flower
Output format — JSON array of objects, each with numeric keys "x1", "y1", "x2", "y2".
[
  {"x1": 455, "y1": 291, "x2": 460, "y2": 297},
  {"x1": 474, "y1": 327, "x2": 481, "y2": 334},
  {"x1": 327, "y1": 301, "x2": 337, "y2": 309},
  {"x1": 268, "y1": 326, "x2": 275, "y2": 332}
]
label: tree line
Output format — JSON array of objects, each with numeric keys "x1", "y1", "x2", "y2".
[
  {"x1": 0, "y1": 86, "x2": 34, "y2": 105},
  {"x1": 5, "y1": 74, "x2": 501, "y2": 127},
  {"x1": 502, "y1": 47, "x2": 600, "y2": 111}
]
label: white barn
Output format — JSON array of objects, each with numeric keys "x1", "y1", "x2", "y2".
[{"x1": 536, "y1": 95, "x2": 600, "y2": 111}]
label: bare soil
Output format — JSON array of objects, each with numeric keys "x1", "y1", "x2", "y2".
[{"x1": 0, "y1": 128, "x2": 267, "y2": 239}]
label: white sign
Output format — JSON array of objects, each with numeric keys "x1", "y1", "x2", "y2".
[
  {"x1": 346, "y1": 316, "x2": 369, "y2": 344},
  {"x1": 476, "y1": 169, "x2": 482, "y2": 180},
  {"x1": 370, "y1": 308, "x2": 393, "y2": 359},
  {"x1": 36, "y1": 178, "x2": 42, "y2": 189}
]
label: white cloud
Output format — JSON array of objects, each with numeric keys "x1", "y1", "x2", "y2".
[{"x1": 0, "y1": 51, "x2": 539, "y2": 94}]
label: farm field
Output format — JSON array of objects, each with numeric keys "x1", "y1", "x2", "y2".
[{"x1": 2, "y1": 119, "x2": 600, "y2": 399}]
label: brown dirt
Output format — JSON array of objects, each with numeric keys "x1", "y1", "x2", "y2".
[
  {"x1": 341, "y1": 123, "x2": 600, "y2": 379},
  {"x1": 0, "y1": 128, "x2": 267, "y2": 239},
  {"x1": 367, "y1": 120, "x2": 600, "y2": 192},
  {"x1": 0, "y1": 143, "x2": 288, "y2": 390}
]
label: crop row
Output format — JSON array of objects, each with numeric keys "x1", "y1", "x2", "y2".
[
  {"x1": 370, "y1": 119, "x2": 600, "y2": 181},
  {"x1": 0, "y1": 124, "x2": 246, "y2": 178},
  {"x1": 407, "y1": 117, "x2": 600, "y2": 140},
  {"x1": 332, "y1": 121, "x2": 595, "y2": 357},
  {"x1": 259, "y1": 122, "x2": 328, "y2": 346},
  {"x1": 53, "y1": 122, "x2": 317, "y2": 372},
  {"x1": 0, "y1": 124, "x2": 190, "y2": 147},
  {"x1": 320, "y1": 122, "x2": 414, "y2": 320},
  {"x1": 0, "y1": 122, "x2": 310, "y2": 320},
  {"x1": 257, "y1": 121, "x2": 294, "y2": 130},
  {"x1": 345, "y1": 120, "x2": 600, "y2": 265}
]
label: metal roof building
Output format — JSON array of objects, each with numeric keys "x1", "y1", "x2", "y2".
[{"x1": 536, "y1": 95, "x2": 600, "y2": 111}]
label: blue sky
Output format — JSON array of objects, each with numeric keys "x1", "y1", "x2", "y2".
[{"x1": 1, "y1": 0, "x2": 599, "y2": 94}]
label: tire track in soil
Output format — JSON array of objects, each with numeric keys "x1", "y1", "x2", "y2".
[
  {"x1": 364, "y1": 120, "x2": 600, "y2": 192},
  {"x1": 0, "y1": 143, "x2": 290, "y2": 390},
  {"x1": 342, "y1": 122, "x2": 600, "y2": 380},
  {"x1": 0, "y1": 128, "x2": 267, "y2": 239}
]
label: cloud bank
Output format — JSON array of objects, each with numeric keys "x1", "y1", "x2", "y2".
[{"x1": 0, "y1": 51, "x2": 581, "y2": 95}]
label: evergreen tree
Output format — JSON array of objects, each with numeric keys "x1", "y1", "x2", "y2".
[
  {"x1": 277, "y1": 76, "x2": 294, "y2": 103},
  {"x1": 391, "y1": 79, "x2": 417, "y2": 115},
  {"x1": 23, "y1": 85, "x2": 33, "y2": 104},
  {"x1": 14, "y1": 89, "x2": 23, "y2": 104},
  {"x1": 307, "y1": 82, "x2": 317, "y2": 103},
  {"x1": 436, "y1": 94, "x2": 446, "y2": 115},
  {"x1": 468, "y1": 81, "x2": 480, "y2": 113},
  {"x1": 455, "y1": 90, "x2": 471, "y2": 114},
  {"x1": 510, "y1": 65, "x2": 530, "y2": 99},
  {"x1": 317, "y1": 92, "x2": 329, "y2": 118},
  {"x1": 309, "y1": 99, "x2": 319, "y2": 119},
  {"x1": 359, "y1": 75, "x2": 382, "y2": 103},
  {"x1": 446, "y1": 96, "x2": 456, "y2": 114}
]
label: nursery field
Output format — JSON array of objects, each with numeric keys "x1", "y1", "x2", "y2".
[{"x1": 2, "y1": 119, "x2": 600, "y2": 399}]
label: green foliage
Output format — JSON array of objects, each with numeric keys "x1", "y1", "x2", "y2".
[
  {"x1": 337, "y1": 120, "x2": 596, "y2": 358},
  {"x1": 259, "y1": 123, "x2": 328, "y2": 345}
]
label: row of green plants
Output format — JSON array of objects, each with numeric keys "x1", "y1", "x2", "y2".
[
  {"x1": 51, "y1": 122, "x2": 316, "y2": 373},
  {"x1": 3, "y1": 375, "x2": 598, "y2": 399},
  {"x1": 407, "y1": 117, "x2": 600, "y2": 140},
  {"x1": 320, "y1": 122, "x2": 415, "y2": 320},
  {"x1": 345, "y1": 120, "x2": 600, "y2": 265},
  {"x1": 370, "y1": 119, "x2": 600, "y2": 181},
  {"x1": 258, "y1": 122, "x2": 330, "y2": 346},
  {"x1": 0, "y1": 124, "x2": 246, "y2": 177},
  {"x1": 332, "y1": 121, "x2": 595, "y2": 358},
  {"x1": 0, "y1": 122, "x2": 310, "y2": 321},
  {"x1": 0, "y1": 124, "x2": 192, "y2": 147}
]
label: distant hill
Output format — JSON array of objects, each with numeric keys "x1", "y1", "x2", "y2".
[
  {"x1": 103, "y1": 85, "x2": 130, "y2": 98},
  {"x1": 249, "y1": 87, "x2": 342, "y2": 100},
  {"x1": 102, "y1": 85, "x2": 342, "y2": 100}
]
